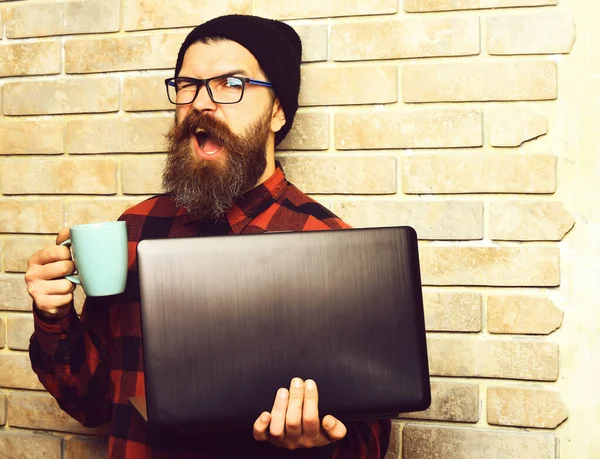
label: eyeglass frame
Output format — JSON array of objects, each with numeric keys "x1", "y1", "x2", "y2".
[{"x1": 164, "y1": 74, "x2": 273, "y2": 105}]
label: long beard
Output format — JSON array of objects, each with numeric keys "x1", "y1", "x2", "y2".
[{"x1": 162, "y1": 109, "x2": 270, "y2": 221}]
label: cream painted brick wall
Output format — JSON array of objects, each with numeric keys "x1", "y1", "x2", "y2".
[
  {"x1": 299, "y1": 65, "x2": 398, "y2": 106},
  {"x1": 3, "y1": 78, "x2": 120, "y2": 115},
  {"x1": 403, "y1": 61, "x2": 558, "y2": 103},
  {"x1": 5, "y1": 0, "x2": 119, "y2": 38},
  {"x1": 335, "y1": 109, "x2": 483, "y2": 149},
  {"x1": 0, "y1": 1, "x2": 591, "y2": 457},
  {"x1": 0, "y1": 41, "x2": 61, "y2": 77},
  {"x1": 402, "y1": 425, "x2": 557, "y2": 459},
  {"x1": 64, "y1": 437, "x2": 108, "y2": 459},
  {"x1": 7, "y1": 391, "x2": 109, "y2": 435},
  {"x1": 404, "y1": 0, "x2": 558, "y2": 12},
  {"x1": 0, "y1": 120, "x2": 65, "y2": 155},
  {"x1": 331, "y1": 17, "x2": 480, "y2": 61},
  {"x1": 0, "y1": 433, "x2": 62, "y2": 459},
  {"x1": 401, "y1": 381, "x2": 480, "y2": 422}
]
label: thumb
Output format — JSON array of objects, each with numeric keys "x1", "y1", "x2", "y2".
[{"x1": 322, "y1": 415, "x2": 347, "y2": 442}]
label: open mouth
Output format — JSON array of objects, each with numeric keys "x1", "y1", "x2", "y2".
[{"x1": 194, "y1": 128, "x2": 222, "y2": 156}]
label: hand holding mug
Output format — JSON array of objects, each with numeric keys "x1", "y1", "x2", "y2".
[
  {"x1": 25, "y1": 221, "x2": 129, "y2": 320},
  {"x1": 25, "y1": 228, "x2": 76, "y2": 319}
]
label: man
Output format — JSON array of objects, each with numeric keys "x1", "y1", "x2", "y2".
[{"x1": 25, "y1": 15, "x2": 391, "y2": 458}]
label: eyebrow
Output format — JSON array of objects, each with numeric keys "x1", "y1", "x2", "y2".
[{"x1": 178, "y1": 69, "x2": 252, "y2": 80}]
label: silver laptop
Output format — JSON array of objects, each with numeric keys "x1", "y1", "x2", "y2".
[{"x1": 131, "y1": 226, "x2": 430, "y2": 432}]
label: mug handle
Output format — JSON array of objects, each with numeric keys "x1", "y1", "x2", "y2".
[{"x1": 60, "y1": 239, "x2": 81, "y2": 285}]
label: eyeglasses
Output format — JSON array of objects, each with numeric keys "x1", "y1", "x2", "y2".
[{"x1": 165, "y1": 75, "x2": 273, "y2": 105}]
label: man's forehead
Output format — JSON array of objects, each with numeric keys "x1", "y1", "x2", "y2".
[{"x1": 180, "y1": 39, "x2": 262, "y2": 77}]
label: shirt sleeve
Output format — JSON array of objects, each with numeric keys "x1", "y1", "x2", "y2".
[
  {"x1": 29, "y1": 295, "x2": 113, "y2": 427},
  {"x1": 333, "y1": 419, "x2": 392, "y2": 459}
]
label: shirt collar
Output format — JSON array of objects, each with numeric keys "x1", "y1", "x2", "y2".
[{"x1": 182, "y1": 162, "x2": 288, "y2": 229}]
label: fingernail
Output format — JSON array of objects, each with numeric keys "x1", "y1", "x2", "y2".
[
  {"x1": 278, "y1": 388, "x2": 288, "y2": 399},
  {"x1": 261, "y1": 413, "x2": 270, "y2": 422},
  {"x1": 293, "y1": 378, "x2": 303, "y2": 388},
  {"x1": 305, "y1": 379, "x2": 315, "y2": 390},
  {"x1": 324, "y1": 418, "x2": 334, "y2": 429}
]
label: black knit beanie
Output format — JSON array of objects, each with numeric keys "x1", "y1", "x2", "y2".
[{"x1": 174, "y1": 14, "x2": 302, "y2": 146}]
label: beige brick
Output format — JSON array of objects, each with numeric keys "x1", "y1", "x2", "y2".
[
  {"x1": 402, "y1": 381, "x2": 479, "y2": 422},
  {"x1": 0, "y1": 317, "x2": 5, "y2": 349},
  {"x1": 122, "y1": 155, "x2": 166, "y2": 195},
  {"x1": 65, "y1": 32, "x2": 186, "y2": 74},
  {"x1": 124, "y1": 74, "x2": 173, "y2": 112},
  {"x1": 404, "y1": 0, "x2": 557, "y2": 12},
  {"x1": 7, "y1": 314, "x2": 34, "y2": 351},
  {"x1": 255, "y1": 0, "x2": 397, "y2": 20},
  {"x1": 299, "y1": 65, "x2": 397, "y2": 106},
  {"x1": 277, "y1": 112, "x2": 330, "y2": 151},
  {"x1": 64, "y1": 437, "x2": 109, "y2": 459},
  {"x1": 0, "y1": 41, "x2": 60, "y2": 77},
  {"x1": 403, "y1": 61, "x2": 557, "y2": 102},
  {"x1": 67, "y1": 198, "x2": 143, "y2": 227},
  {"x1": 487, "y1": 14, "x2": 576, "y2": 55},
  {"x1": 0, "y1": 199, "x2": 64, "y2": 234},
  {"x1": 490, "y1": 201, "x2": 575, "y2": 241},
  {"x1": 0, "y1": 274, "x2": 33, "y2": 311},
  {"x1": 419, "y1": 246, "x2": 560, "y2": 287},
  {"x1": 2, "y1": 158, "x2": 118, "y2": 195},
  {"x1": 278, "y1": 156, "x2": 396, "y2": 194},
  {"x1": 427, "y1": 336, "x2": 559, "y2": 381},
  {"x1": 8, "y1": 391, "x2": 109, "y2": 434},
  {"x1": 124, "y1": 0, "x2": 251, "y2": 31},
  {"x1": 489, "y1": 108, "x2": 549, "y2": 147},
  {"x1": 403, "y1": 153, "x2": 557, "y2": 194},
  {"x1": 0, "y1": 432, "x2": 62, "y2": 459},
  {"x1": 4, "y1": 236, "x2": 55, "y2": 273},
  {"x1": 5, "y1": 0, "x2": 119, "y2": 38},
  {"x1": 487, "y1": 386, "x2": 568, "y2": 428},
  {"x1": 402, "y1": 424, "x2": 557, "y2": 459},
  {"x1": 332, "y1": 200, "x2": 483, "y2": 240},
  {"x1": 3, "y1": 78, "x2": 119, "y2": 115},
  {"x1": 0, "y1": 120, "x2": 64, "y2": 155},
  {"x1": 488, "y1": 295, "x2": 563, "y2": 335},
  {"x1": 67, "y1": 116, "x2": 171, "y2": 154},
  {"x1": 293, "y1": 24, "x2": 328, "y2": 62},
  {"x1": 423, "y1": 291, "x2": 482, "y2": 332},
  {"x1": 0, "y1": 391, "x2": 5, "y2": 425},
  {"x1": 0, "y1": 353, "x2": 44, "y2": 389},
  {"x1": 335, "y1": 110, "x2": 483, "y2": 150},
  {"x1": 332, "y1": 17, "x2": 479, "y2": 61}
]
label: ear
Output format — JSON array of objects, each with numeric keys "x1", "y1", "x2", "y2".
[{"x1": 270, "y1": 98, "x2": 286, "y2": 133}]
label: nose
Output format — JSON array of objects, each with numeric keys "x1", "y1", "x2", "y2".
[{"x1": 192, "y1": 84, "x2": 217, "y2": 112}]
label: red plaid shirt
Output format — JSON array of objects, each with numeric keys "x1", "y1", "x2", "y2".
[{"x1": 30, "y1": 165, "x2": 391, "y2": 458}]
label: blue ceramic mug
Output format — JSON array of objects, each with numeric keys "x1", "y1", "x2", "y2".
[{"x1": 61, "y1": 221, "x2": 128, "y2": 296}]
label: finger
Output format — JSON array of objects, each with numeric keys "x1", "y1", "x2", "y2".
[
  {"x1": 302, "y1": 379, "x2": 320, "y2": 439},
  {"x1": 285, "y1": 378, "x2": 304, "y2": 440},
  {"x1": 55, "y1": 227, "x2": 71, "y2": 245},
  {"x1": 29, "y1": 246, "x2": 73, "y2": 267},
  {"x1": 35, "y1": 294, "x2": 74, "y2": 316},
  {"x1": 26, "y1": 269, "x2": 76, "y2": 305},
  {"x1": 42, "y1": 278, "x2": 77, "y2": 295},
  {"x1": 322, "y1": 415, "x2": 347, "y2": 442},
  {"x1": 253, "y1": 412, "x2": 271, "y2": 441},
  {"x1": 28, "y1": 260, "x2": 75, "y2": 282},
  {"x1": 269, "y1": 388, "x2": 289, "y2": 441}
]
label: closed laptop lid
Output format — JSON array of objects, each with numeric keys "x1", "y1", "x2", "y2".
[{"x1": 136, "y1": 226, "x2": 430, "y2": 432}]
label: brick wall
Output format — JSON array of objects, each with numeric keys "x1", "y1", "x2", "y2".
[{"x1": 1, "y1": 0, "x2": 596, "y2": 458}]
